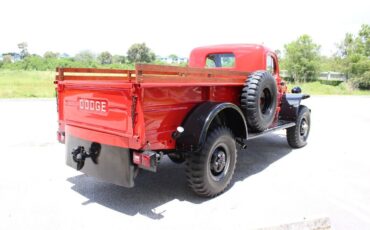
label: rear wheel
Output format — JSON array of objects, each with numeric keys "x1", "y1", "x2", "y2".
[
  {"x1": 186, "y1": 127, "x2": 237, "y2": 197},
  {"x1": 287, "y1": 105, "x2": 311, "y2": 148}
]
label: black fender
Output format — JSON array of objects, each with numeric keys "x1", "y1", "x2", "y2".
[
  {"x1": 176, "y1": 102, "x2": 247, "y2": 152},
  {"x1": 280, "y1": 93, "x2": 310, "y2": 121}
]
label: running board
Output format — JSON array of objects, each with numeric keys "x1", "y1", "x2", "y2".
[{"x1": 247, "y1": 121, "x2": 296, "y2": 140}]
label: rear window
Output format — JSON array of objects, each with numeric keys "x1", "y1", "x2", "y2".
[{"x1": 205, "y1": 53, "x2": 235, "y2": 68}]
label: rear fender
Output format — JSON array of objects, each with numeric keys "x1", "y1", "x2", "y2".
[
  {"x1": 176, "y1": 102, "x2": 247, "y2": 152},
  {"x1": 280, "y1": 94, "x2": 310, "y2": 121}
]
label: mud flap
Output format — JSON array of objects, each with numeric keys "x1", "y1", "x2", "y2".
[{"x1": 66, "y1": 135, "x2": 135, "y2": 188}]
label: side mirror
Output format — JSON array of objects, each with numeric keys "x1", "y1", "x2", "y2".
[{"x1": 291, "y1": 86, "x2": 302, "y2": 94}]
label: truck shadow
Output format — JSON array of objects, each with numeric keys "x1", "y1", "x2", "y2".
[{"x1": 67, "y1": 133, "x2": 292, "y2": 220}]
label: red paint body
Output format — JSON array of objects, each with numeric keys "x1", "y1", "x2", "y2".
[{"x1": 56, "y1": 44, "x2": 284, "y2": 151}]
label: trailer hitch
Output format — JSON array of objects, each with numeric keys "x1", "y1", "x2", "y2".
[{"x1": 71, "y1": 143, "x2": 101, "y2": 170}]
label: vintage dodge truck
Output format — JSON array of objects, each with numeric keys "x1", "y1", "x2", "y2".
[{"x1": 55, "y1": 44, "x2": 311, "y2": 197}]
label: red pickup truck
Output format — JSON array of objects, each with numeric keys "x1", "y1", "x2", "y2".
[{"x1": 55, "y1": 44, "x2": 311, "y2": 197}]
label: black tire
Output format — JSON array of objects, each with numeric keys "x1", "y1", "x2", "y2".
[
  {"x1": 186, "y1": 127, "x2": 237, "y2": 197},
  {"x1": 241, "y1": 71, "x2": 278, "y2": 132},
  {"x1": 168, "y1": 153, "x2": 186, "y2": 164},
  {"x1": 287, "y1": 105, "x2": 310, "y2": 148}
]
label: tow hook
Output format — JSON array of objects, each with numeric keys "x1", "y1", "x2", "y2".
[{"x1": 71, "y1": 143, "x2": 101, "y2": 170}]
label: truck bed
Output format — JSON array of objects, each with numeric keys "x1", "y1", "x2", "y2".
[{"x1": 55, "y1": 64, "x2": 252, "y2": 150}]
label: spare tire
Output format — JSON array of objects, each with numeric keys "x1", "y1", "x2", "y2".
[{"x1": 241, "y1": 71, "x2": 278, "y2": 132}]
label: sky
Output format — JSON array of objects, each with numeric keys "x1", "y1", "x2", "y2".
[{"x1": 1, "y1": 0, "x2": 369, "y2": 58}]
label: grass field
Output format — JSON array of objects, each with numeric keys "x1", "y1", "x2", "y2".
[
  {"x1": 0, "y1": 70, "x2": 55, "y2": 98},
  {"x1": 0, "y1": 70, "x2": 369, "y2": 98},
  {"x1": 287, "y1": 81, "x2": 370, "y2": 95}
]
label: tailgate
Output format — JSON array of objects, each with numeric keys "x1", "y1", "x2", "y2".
[{"x1": 56, "y1": 68, "x2": 139, "y2": 148}]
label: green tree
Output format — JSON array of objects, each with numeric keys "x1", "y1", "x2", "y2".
[
  {"x1": 112, "y1": 55, "x2": 126, "y2": 64},
  {"x1": 277, "y1": 49, "x2": 286, "y2": 70},
  {"x1": 284, "y1": 35, "x2": 321, "y2": 82},
  {"x1": 127, "y1": 43, "x2": 155, "y2": 63},
  {"x1": 337, "y1": 24, "x2": 370, "y2": 89},
  {"x1": 2, "y1": 54, "x2": 13, "y2": 64},
  {"x1": 44, "y1": 51, "x2": 59, "y2": 59},
  {"x1": 338, "y1": 33, "x2": 356, "y2": 57},
  {"x1": 274, "y1": 49, "x2": 282, "y2": 60},
  {"x1": 168, "y1": 54, "x2": 178, "y2": 63},
  {"x1": 168, "y1": 54, "x2": 178, "y2": 59},
  {"x1": 74, "y1": 50, "x2": 96, "y2": 65},
  {"x1": 98, "y1": 51, "x2": 113, "y2": 65},
  {"x1": 319, "y1": 56, "x2": 342, "y2": 72},
  {"x1": 358, "y1": 24, "x2": 370, "y2": 57},
  {"x1": 17, "y1": 42, "x2": 29, "y2": 59}
]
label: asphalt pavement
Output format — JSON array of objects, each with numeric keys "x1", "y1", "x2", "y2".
[{"x1": 0, "y1": 96, "x2": 370, "y2": 230}]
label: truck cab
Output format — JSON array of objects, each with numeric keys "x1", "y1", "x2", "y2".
[{"x1": 189, "y1": 44, "x2": 286, "y2": 95}]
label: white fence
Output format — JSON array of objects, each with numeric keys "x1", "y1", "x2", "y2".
[
  {"x1": 318, "y1": 72, "x2": 347, "y2": 81},
  {"x1": 280, "y1": 70, "x2": 346, "y2": 82}
]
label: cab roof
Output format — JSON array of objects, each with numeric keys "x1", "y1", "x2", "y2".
[{"x1": 189, "y1": 44, "x2": 275, "y2": 72}]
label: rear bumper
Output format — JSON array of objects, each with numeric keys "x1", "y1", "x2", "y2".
[{"x1": 66, "y1": 135, "x2": 135, "y2": 187}]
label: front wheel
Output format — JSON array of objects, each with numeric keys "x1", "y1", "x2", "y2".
[
  {"x1": 287, "y1": 105, "x2": 311, "y2": 148},
  {"x1": 186, "y1": 127, "x2": 237, "y2": 197}
]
